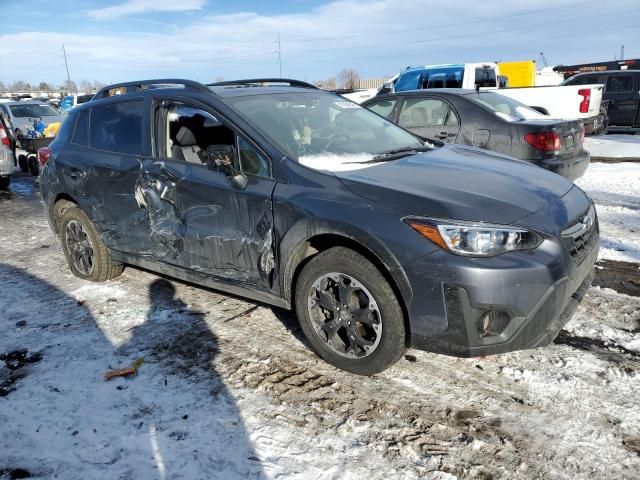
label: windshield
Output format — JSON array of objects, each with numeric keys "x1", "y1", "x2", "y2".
[
  {"x1": 229, "y1": 91, "x2": 423, "y2": 171},
  {"x1": 10, "y1": 104, "x2": 59, "y2": 118},
  {"x1": 467, "y1": 92, "x2": 550, "y2": 121}
]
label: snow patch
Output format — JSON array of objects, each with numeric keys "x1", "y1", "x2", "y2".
[
  {"x1": 584, "y1": 134, "x2": 640, "y2": 159},
  {"x1": 298, "y1": 153, "x2": 380, "y2": 171}
]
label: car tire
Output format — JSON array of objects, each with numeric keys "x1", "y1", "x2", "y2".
[
  {"x1": 18, "y1": 154, "x2": 28, "y2": 173},
  {"x1": 0, "y1": 176, "x2": 9, "y2": 190},
  {"x1": 295, "y1": 246, "x2": 406, "y2": 375},
  {"x1": 59, "y1": 206, "x2": 124, "y2": 282},
  {"x1": 28, "y1": 155, "x2": 39, "y2": 176}
]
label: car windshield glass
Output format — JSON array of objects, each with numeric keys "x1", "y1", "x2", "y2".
[
  {"x1": 10, "y1": 104, "x2": 59, "y2": 117},
  {"x1": 467, "y1": 92, "x2": 549, "y2": 121},
  {"x1": 229, "y1": 91, "x2": 424, "y2": 171}
]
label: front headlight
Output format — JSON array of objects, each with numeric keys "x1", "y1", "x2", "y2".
[{"x1": 405, "y1": 218, "x2": 543, "y2": 257}]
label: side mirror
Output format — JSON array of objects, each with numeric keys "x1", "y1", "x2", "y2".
[
  {"x1": 206, "y1": 144, "x2": 236, "y2": 174},
  {"x1": 230, "y1": 173, "x2": 248, "y2": 190},
  {"x1": 205, "y1": 144, "x2": 247, "y2": 189}
]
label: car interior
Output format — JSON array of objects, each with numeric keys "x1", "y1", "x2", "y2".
[{"x1": 164, "y1": 104, "x2": 269, "y2": 176}]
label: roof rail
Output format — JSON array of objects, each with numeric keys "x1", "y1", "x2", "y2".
[
  {"x1": 92, "y1": 79, "x2": 211, "y2": 100},
  {"x1": 207, "y1": 78, "x2": 319, "y2": 90}
]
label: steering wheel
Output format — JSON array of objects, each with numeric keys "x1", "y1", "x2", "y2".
[{"x1": 324, "y1": 132, "x2": 351, "y2": 152}]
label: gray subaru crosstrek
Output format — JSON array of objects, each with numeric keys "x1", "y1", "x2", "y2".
[{"x1": 39, "y1": 78, "x2": 599, "y2": 375}]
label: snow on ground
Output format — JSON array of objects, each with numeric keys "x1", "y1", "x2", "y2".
[
  {"x1": 584, "y1": 134, "x2": 640, "y2": 160},
  {"x1": 575, "y1": 162, "x2": 640, "y2": 263},
  {"x1": 0, "y1": 174, "x2": 639, "y2": 480}
]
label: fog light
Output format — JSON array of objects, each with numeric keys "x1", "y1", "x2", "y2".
[{"x1": 477, "y1": 310, "x2": 511, "y2": 337}]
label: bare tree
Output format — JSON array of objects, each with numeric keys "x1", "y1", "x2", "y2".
[
  {"x1": 337, "y1": 69, "x2": 360, "y2": 90},
  {"x1": 10, "y1": 81, "x2": 29, "y2": 92},
  {"x1": 315, "y1": 77, "x2": 337, "y2": 90},
  {"x1": 0, "y1": 82, "x2": 5, "y2": 94},
  {"x1": 61, "y1": 80, "x2": 77, "y2": 93},
  {"x1": 214, "y1": 76, "x2": 225, "y2": 82},
  {"x1": 38, "y1": 82, "x2": 51, "y2": 92},
  {"x1": 79, "y1": 80, "x2": 93, "y2": 93},
  {"x1": 93, "y1": 81, "x2": 106, "y2": 91}
]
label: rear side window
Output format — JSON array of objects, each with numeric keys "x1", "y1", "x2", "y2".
[
  {"x1": 71, "y1": 110, "x2": 89, "y2": 146},
  {"x1": 53, "y1": 115, "x2": 75, "y2": 143},
  {"x1": 90, "y1": 100, "x2": 145, "y2": 155},
  {"x1": 563, "y1": 74, "x2": 600, "y2": 85},
  {"x1": 365, "y1": 98, "x2": 397, "y2": 119},
  {"x1": 475, "y1": 68, "x2": 497, "y2": 88},
  {"x1": 606, "y1": 75, "x2": 633, "y2": 93}
]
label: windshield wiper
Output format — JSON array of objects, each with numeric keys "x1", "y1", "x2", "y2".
[{"x1": 364, "y1": 145, "x2": 434, "y2": 163}]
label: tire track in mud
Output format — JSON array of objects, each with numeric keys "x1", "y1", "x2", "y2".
[
  {"x1": 594, "y1": 259, "x2": 640, "y2": 298},
  {"x1": 154, "y1": 320, "x2": 531, "y2": 479}
]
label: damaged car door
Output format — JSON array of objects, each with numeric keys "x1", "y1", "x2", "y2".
[
  {"x1": 135, "y1": 101, "x2": 276, "y2": 289},
  {"x1": 70, "y1": 98, "x2": 155, "y2": 253}
]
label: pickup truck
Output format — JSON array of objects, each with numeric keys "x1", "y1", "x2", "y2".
[
  {"x1": 561, "y1": 70, "x2": 640, "y2": 132},
  {"x1": 382, "y1": 63, "x2": 606, "y2": 135}
]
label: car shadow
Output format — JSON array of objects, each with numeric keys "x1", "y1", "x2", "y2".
[{"x1": 0, "y1": 264, "x2": 263, "y2": 479}]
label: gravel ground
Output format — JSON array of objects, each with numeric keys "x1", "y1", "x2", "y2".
[{"x1": 0, "y1": 170, "x2": 639, "y2": 480}]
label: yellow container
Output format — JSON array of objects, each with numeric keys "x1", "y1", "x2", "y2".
[{"x1": 497, "y1": 60, "x2": 536, "y2": 87}]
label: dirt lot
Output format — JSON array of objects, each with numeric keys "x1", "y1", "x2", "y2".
[{"x1": 1, "y1": 167, "x2": 639, "y2": 480}]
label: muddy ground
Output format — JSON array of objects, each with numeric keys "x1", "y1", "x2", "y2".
[{"x1": 0, "y1": 175, "x2": 638, "y2": 480}]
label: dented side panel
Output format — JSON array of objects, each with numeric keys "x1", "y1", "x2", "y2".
[{"x1": 136, "y1": 158, "x2": 276, "y2": 289}]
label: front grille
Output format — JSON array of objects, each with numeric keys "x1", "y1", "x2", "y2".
[{"x1": 561, "y1": 205, "x2": 598, "y2": 264}]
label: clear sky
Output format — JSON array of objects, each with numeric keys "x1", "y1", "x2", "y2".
[{"x1": 1, "y1": 0, "x2": 638, "y2": 86}]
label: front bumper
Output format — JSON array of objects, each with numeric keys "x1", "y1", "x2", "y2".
[{"x1": 405, "y1": 220, "x2": 599, "y2": 357}]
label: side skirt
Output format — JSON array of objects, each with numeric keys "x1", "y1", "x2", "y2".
[{"x1": 109, "y1": 249, "x2": 291, "y2": 310}]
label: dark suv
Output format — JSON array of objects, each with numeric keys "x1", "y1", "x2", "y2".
[
  {"x1": 40, "y1": 79, "x2": 599, "y2": 375},
  {"x1": 562, "y1": 70, "x2": 640, "y2": 131}
]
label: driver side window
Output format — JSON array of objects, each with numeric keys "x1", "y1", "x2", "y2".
[
  {"x1": 163, "y1": 104, "x2": 235, "y2": 167},
  {"x1": 398, "y1": 97, "x2": 453, "y2": 128},
  {"x1": 158, "y1": 102, "x2": 272, "y2": 178}
]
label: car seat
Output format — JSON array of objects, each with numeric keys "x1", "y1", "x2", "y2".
[{"x1": 171, "y1": 126, "x2": 203, "y2": 164}]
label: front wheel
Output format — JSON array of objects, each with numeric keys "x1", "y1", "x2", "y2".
[
  {"x1": 295, "y1": 247, "x2": 406, "y2": 375},
  {"x1": 59, "y1": 206, "x2": 124, "y2": 282},
  {"x1": 0, "y1": 176, "x2": 9, "y2": 190}
]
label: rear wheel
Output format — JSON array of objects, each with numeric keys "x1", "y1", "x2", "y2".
[
  {"x1": 0, "y1": 176, "x2": 9, "y2": 190},
  {"x1": 18, "y1": 154, "x2": 28, "y2": 173},
  {"x1": 59, "y1": 206, "x2": 123, "y2": 282},
  {"x1": 28, "y1": 155, "x2": 39, "y2": 176},
  {"x1": 295, "y1": 247, "x2": 406, "y2": 375}
]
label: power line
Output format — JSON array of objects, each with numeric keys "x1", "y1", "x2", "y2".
[
  {"x1": 274, "y1": 0, "x2": 604, "y2": 45},
  {"x1": 282, "y1": 23, "x2": 639, "y2": 67},
  {"x1": 279, "y1": 7, "x2": 640, "y2": 57}
]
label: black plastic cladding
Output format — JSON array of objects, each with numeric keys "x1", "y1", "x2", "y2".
[{"x1": 40, "y1": 78, "x2": 598, "y2": 357}]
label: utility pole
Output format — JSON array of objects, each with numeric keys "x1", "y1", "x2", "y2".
[
  {"x1": 62, "y1": 44, "x2": 74, "y2": 92},
  {"x1": 276, "y1": 33, "x2": 282, "y2": 77},
  {"x1": 620, "y1": 45, "x2": 625, "y2": 61}
]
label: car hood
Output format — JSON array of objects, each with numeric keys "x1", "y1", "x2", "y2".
[{"x1": 335, "y1": 145, "x2": 575, "y2": 225}]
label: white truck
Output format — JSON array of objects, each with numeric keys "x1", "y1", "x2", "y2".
[{"x1": 381, "y1": 63, "x2": 606, "y2": 134}]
